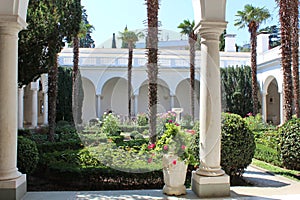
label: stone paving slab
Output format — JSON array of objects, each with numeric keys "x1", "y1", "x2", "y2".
[{"x1": 22, "y1": 165, "x2": 300, "y2": 200}]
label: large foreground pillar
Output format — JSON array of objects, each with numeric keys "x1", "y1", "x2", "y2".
[
  {"x1": 191, "y1": 21, "x2": 230, "y2": 198},
  {"x1": 0, "y1": 1, "x2": 29, "y2": 199},
  {"x1": 0, "y1": 23, "x2": 27, "y2": 199}
]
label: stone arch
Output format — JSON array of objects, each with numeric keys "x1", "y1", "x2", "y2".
[
  {"x1": 100, "y1": 77, "x2": 132, "y2": 117},
  {"x1": 175, "y1": 78, "x2": 200, "y2": 119},
  {"x1": 265, "y1": 77, "x2": 280, "y2": 125},
  {"x1": 81, "y1": 77, "x2": 97, "y2": 123},
  {"x1": 138, "y1": 79, "x2": 172, "y2": 114}
]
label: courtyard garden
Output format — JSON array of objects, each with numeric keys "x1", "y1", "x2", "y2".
[{"x1": 17, "y1": 111, "x2": 300, "y2": 191}]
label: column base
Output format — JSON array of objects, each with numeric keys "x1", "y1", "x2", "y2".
[
  {"x1": 191, "y1": 171, "x2": 230, "y2": 198},
  {"x1": 0, "y1": 174, "x2": 26, "y2": 200}
]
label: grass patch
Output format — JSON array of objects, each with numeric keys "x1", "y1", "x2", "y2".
[{"x1": 252, "y1": 159, "x2": 300, "y2": 182}]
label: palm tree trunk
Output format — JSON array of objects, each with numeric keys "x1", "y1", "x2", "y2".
[
  {"x1": 146, "y1": 0, "x2": 159, "y2": 144},
  {"x1": 128, "y1": 44, "x2": 133, "y2": 121},
  {"x1": 72, "y1": 35, "x2": 82, "y2": 125},
  {"x1": 48, "y1": 49, "x2": 58, "y2": 142},
  {"x1": 249, "y1": 23, "x2": 259, "y2": 116},
  {"x1": 189, "y1": 38, "x2": 196, "y2": 122},
  {"x1": 280, "y1": 0, "x2": 293, "y2": 122},
  {"x1": 291, "y1": 0, "x2": 299, "y2": 118}
]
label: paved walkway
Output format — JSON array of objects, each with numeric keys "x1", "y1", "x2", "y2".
[{"x1": 22, "y1": 165, "x2": 300, "y2": 200}]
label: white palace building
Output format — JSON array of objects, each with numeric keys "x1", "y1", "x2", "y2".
[{"x1": 18, "y1": 33, "x2": 285, "y2": 128}]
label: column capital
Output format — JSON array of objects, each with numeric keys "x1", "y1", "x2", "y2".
[
  {"x1": 195, "y1": 20, "x2": 227, "y2": 40},
  {"x1": 0, "y1": 15, "x2": 27, "y2": 30},
  {"x1": 30, "y1": 81, "x2": 39, "y2": 91}
]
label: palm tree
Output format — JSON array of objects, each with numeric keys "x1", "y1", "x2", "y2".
[
  {"x1": 119, "y1": 28, "x2": 144, "y2": 121},
  {"x1": 72, "y1": 18, "x2": 94, "y2": 125},
  {"x1": 235, "y1": 4, "x2": 270, "y2": 116},
  {"x1": 276, "y1": 0, "x2": 299, "y2": 121},
  {"x1": 178, "y1": 19, "x2": 197, "y2": 122},
  {"x1": 291, "y1": 0, "x2": 299, "y2": 118},
  {"x1": 146, "y1": 0, "x2": 159, "y2": 144}
]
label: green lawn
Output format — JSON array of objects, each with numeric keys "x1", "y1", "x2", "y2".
[{"x1": 252, "y1": 159, "x2": 300, "y2": 182}]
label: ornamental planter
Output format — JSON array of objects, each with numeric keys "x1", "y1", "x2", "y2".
[{"x1": 162, "y1": 154, "x2": 188, "y2": 196}]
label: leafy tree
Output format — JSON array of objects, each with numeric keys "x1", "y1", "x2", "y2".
[
  {"x1": 22, "y1": 0, "x2": 81, "y2": 141},
  {"x1": 221, "y1": 65, "x2": 253, "y2": 117},
  {"x1": 235, "y1": 4, "x2": 270, "y2": 116},
  {"x1": 112, "y1": 33, "x2": 117, "y2": 48},
  {"x1": 178, "y1": 19, "x2": 197, "y2": 121},
  {"x1": 146, "y1": 0, "x2": 160, "y2": 144},
  {"x1": 79, "y1": 8, "x2": 95, "y2": 48},
  {"x1": 219, "y1": 30, "x2": 226, "y2": 51},
  {"x1": 57, "y1": 67, "x2": 73, "y2": 122},
  {"x1": 118, "y1": 28, "x2": 144, "y2": 121},
  {"x1": 259, "y1": 25, "x2": 281, "y2": 48},
  {"x1": 18, "y1": 1, "x2": 50, "y2": 87}
]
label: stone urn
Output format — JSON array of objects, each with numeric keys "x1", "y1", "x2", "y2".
[{"x1": 162, "y1": 154, "x2": 188, "y2": 196}]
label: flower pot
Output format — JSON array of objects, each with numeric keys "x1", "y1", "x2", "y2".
[{"x1": 162, "y1": 154, "x2": 188, "y2": 196}]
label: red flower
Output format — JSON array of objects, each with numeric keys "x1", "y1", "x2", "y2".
[
  {"x1": 172, "y1": 160, "x2": 177, "y2": 165},
  {"x1": 163, "y1": 145, "x2": 168, "y2": 150},
  {"x1": 148, "y1": 143, "x2": 156, "y2": 150},
  {"x1": 168, "y1": 119, "x2": 173, "y2": 123}
]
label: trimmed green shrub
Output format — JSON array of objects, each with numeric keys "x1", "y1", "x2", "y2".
[
  {"x1": 119, "y1": 125, "x2": 148, "y2": 133},
  {"x1": 37, "y1": 140, "x2": 83, "y2": 154},
  {"x1": 17, "y1": 136, "x2": 39, "y2": 174},
  {"x1": 244, "y1": 113, "x2": 269, "y2": 132},
  {"x1": 221, "y1": 113, "x2": 256, "y2": 177},
  {"x1": 279, "y1": 118, "x2": 300, "y2": 170},
  {"x1": 101, "y1": 113, "x2": 120, "y2": 136},
  {"x1": 137, "y1": 113, "x2": 148, "y2": 126},
  {"x1": 254, "y1": 143, "x2": 282, "y2": 167},
  {"x1": 130, "y1": 131, "x2": 140, "y2": 139},
  {"x1": 189, "y1": 121, "x2": 200, "y2": 165}
]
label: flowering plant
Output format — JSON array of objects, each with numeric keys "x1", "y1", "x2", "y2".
[{"x1": 150, "y1": 121, "x2": 196, "y2": 165}]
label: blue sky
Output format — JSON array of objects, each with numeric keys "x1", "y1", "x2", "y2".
[{"x1": 81, "y1": 0, "x2": 279, "y2": 47}]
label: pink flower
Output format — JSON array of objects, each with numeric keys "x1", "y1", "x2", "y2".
[
  {"x1": 247, "y1": 112, "x2": 253, "y2": 116},
  {"x1": 175, "y1": 123, "x2": 179, "y2": 126},
  {"x1": 148, "y1": 143, "x2": 156, "y2": 150},
  {"x1": 163, "y1": 145, "x2": 168, "y2": 150},
  {"x1": 181, "y1": 145, "x2": 186, "y2": 150},
  {"x1": 172, "y1": 160, "x2": 177, "y2": 165},
  {"x1": 148, "y1": 158, "x2": 153, "y2": 163},
  {"x1": 186, "y1": 129, "x2": 196, "y2": 135}
]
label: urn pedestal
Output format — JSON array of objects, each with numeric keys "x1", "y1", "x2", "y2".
[{"x1": 162, "y1": 154, "x2": 188, "y2": 196}]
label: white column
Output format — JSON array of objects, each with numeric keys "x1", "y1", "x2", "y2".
[
  {"x1": 96, "y1": 94, "x2": 101, "y2": 118},
  {"x1": 0, "y1": 23, "x2": 23, "y2": 181},
  {"x1": 41, "y1": 74, "x2": 48, "y2": 125},
  {"x1": 197, "y1": 21, "x2": 227, "y2": 177},
  {"x1": 134, "y1": 95, "x2": 139, "y2": 116},
  {"x1": 191, "y1": 20, "x2": 230, "y2": 199},
  {"x1": 30, "y1": 81, "x2": 39, "y2": 128},
  {"x1": 262, "y1": 91, "x2": 267, "y2": 122},
  {"x1": 18, "y1": 87, "x2": 25, "y2": 129},
  {"x1": 43, "y1": 91, "x2": 48, "y2": 125},
  {"x1": 170, "y1": 95, "x2": 175, "y2": 110},
  {"x1": 279, "y1": 91, "x2": 284, "y2": 125}
]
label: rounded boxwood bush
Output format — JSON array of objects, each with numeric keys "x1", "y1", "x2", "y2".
[
  {"x1": 17, "y1": 136, "x2": 39, "y2": 174},
  {"x1": 278, "y1": 118, "x2": 300, "y2": 170},
  {"x1": 221, "y1": 113, "x2": 255, "y2": 177}
]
